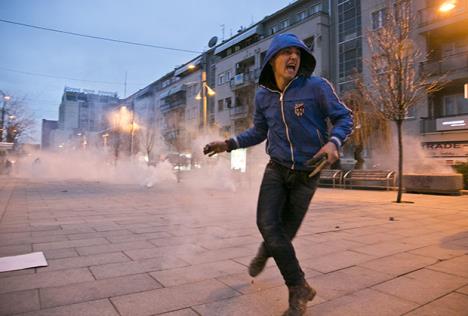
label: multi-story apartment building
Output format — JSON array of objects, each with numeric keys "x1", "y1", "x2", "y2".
[
  {"x1": 51, "y1": 87, "x2": 120, "y2": 149},
  {"x1": 415, "y1": 0, "x2": 468, "y2": 164},
  {"x1": 358, "y1": 0, "x2": 467, "y2": 166},
  {"x1": 214, "y1": 0, "x2": 331, "y2": 135}
]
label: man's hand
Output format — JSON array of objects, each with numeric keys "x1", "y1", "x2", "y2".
[
  {"x1": 314, "y1": 141, "x2": 339, "y2": 165},
  {"x1": 203, "y1": 141, "x2": 228, "y2": 157}
]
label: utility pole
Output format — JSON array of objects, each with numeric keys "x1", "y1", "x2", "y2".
[
  {"x1": 130, "y1": 101, "x2": 135, "y2": 156},
  {"x1": 220, "y1": 24, "x2": 225, "y2": 41},
  {"x1": 124, "y1": 71, "x2": 128, "y2": 98}
]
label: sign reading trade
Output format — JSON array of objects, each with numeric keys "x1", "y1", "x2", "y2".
[{"x1": 422, "y1": 141, "x2": 468, "y2": 157}]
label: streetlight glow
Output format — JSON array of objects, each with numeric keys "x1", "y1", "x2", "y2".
[
  {"x1": 439, "y1": 0, "x2": 456, "y2": 12},
  {"x1": 3, "y1": 95, "x2": 11, "y2": 101},
  {"x1": 187, "y1": 64, "x2": 196, "y2": 70},
  {"x1": 206, "y1": 84, "x2": 216, "y2": 96}
]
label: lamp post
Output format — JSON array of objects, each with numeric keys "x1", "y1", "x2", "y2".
[
  {"x1": 194, "y1": 55, "x2": 215, "y2": 132},
  {"x1": 0, "y1": 91, "x2": 11, "y2": 142}
]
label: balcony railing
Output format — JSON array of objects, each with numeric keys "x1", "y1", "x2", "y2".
[
  {"x1": 160, "y1": 98, "x2": 186, "y2": 113},
  {"x1": 229, "y1": 104, "x2": 249, "y2": 119},
  {"x1": 420, "y1": 115, "x2": 468, "y2": 133},
  {"x1": 420, "y1": 118, "x2": 437, "y2": 133},
  {"x1": 230, "y1": 69, "x2": 260, "y2": 90},
  {"x1": 418, "y1": 0, "x2": 467, "y2": 27},
  {"x1": 419, "y1": 51, "x2": 468, "y2": 77}
]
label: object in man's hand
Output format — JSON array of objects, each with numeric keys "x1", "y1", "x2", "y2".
[
  {"x1": 203, "y1": 144, "x2": 212, "y2": 155},
  {"x1": 203, "y1": 142, "x2": 223, "y2": 157},
  {"x1": 306, "y1": 153, "x2": 328, "y2": 178}
]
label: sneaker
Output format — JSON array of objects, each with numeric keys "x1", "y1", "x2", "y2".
[
  {"x1": 248, "y1": 253, "x2": 268, "y2": 277},
  {"x1": 282, "y1": 281, "x2": 316, "y2": 316}
]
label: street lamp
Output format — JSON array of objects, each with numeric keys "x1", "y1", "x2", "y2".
[
  {"x1": 193, "y1": 56, "x2": 215, "y2": 131},
  {"x1": 0, "y1": 91, "x2": 11, "y2": 142},
  {"x1": 439, "y1": 0, "x2": 456, "y2": 12}
]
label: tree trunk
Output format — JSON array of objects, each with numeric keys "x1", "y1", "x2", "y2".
[
  {"x1": 353, "y1": 144, "x2": 364, "y2": 169},
  {"x1": 396, "y1": 120, "x2": 404, "y2": 203}
]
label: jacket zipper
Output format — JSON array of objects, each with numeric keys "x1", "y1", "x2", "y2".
[
  {"x1": 261, "y1": 78, "x2": 298, "y2": 170},
  {"x1": 280, "y1": 78, "x2": 297, "y2": 169},
  {"x1": 266, "y1": 130, "x2": 271, "y2": 153}
]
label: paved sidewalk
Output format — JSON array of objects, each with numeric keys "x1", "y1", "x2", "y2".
[{"x1": 0, "y1": 175, "x2": 467, "y2": 315}]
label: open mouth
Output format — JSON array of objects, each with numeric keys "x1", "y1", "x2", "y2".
[{"x1": 286, "y1": 64, "x2": 296, "y2": 72}]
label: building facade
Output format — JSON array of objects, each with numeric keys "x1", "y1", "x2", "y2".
[
  {"x1": 414, "y1": 0, "x2": 468, "y2": 164},
  {"x1": 357, "y1": 0, "x2": 468, "y2": 166},
  {"x1": 40, "y1": 119, "x2": 58, "y2": 149},
  {"x1": 52, "y1": 87, "x2": 120, "y2": 149}
]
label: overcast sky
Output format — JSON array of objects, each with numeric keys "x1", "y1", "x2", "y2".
[{"x1": 0, "y1": 0, "x2": 291, "y2": 142}]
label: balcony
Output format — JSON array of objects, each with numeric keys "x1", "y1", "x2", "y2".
[
  {"x1": 419, "y1": 52, "x2": 468, "y2": 80},
  {"x1": 418, "y1": 0, "x2": 468, "y2": 31},
  {"x1": 229, "y1": 69, "x2": 260, "y2": 90},
  {"x1": 160, "y1": 99, "x2": 186, "y2": 113},
  {"x1": 229, "y1": 104, "x2": 250, "y2": 119},
  {"x1": 420, "y1": 114, "x2": 468, "y2": 133}
]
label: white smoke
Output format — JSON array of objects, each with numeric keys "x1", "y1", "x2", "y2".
[
  {"x1": 12, "y1": 138, "x2": 269, "y2": 191},
  {"x1": 366, "y1": 132, "x2": 456, "y2": 174},
  {"x1": 13, "y1": 149, "x2": 177, "y2": 186}
]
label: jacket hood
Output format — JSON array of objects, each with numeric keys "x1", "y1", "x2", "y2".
[{"x1": 259, "y1": 33, "x2": 316, "y2": 90}]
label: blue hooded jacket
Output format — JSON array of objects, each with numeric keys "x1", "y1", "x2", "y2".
[{"x1": 229, "y1": 33, "x2": 353, "y2": 171}]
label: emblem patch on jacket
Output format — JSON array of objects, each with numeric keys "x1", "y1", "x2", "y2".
[{"x1": 294, "y1": 103, "x2": 305, "y2": 117}]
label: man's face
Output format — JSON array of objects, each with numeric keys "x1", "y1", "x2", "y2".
[{"x1": 270, "y1": 47, "x2": 301, "y2": 83}]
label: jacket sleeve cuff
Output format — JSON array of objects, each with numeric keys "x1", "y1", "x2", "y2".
[
  {"x1": 330, "y1": 136, "x2": 342, "y2": 149},
  {"x1": 225, "y1": 138, "x2": 238, "y2": 152}
]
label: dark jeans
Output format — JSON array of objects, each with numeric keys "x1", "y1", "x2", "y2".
[{"x1": 256, "y1": 160, "x2": 319, "y2": 286}]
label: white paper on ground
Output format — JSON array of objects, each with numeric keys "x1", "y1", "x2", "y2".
[{"x1": 0, "y1": 252, "x2": 48, "y2": 272}]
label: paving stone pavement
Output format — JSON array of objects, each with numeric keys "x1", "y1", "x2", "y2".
[{"x1": 0, "y1": 175, "x2": 467, "y2": 315}]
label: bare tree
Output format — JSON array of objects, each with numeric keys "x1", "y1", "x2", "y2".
[
  {"x1": 140, "y1": 122, "x2": 157, "y2": 166},
  {"x1": 341, "y1": 78, "x2": 391, "y2": 169},
  {"x1": 358, "y1": 0, "x2": 444, "y2": 202},
  {"x1": 3, "y1": 97, "x2": 36, "y2": 144}
]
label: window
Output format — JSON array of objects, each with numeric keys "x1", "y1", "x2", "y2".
[
  {"x1": 338, "y1": 38, "x2": 362, "y2": 80},
  {"x1": 271, "y1": 24, "x2": 279, "y2": 35},
  {"x1": 303, "y1": 36, "x2": 315, "y2": 51},
  {"x1": 337, "y1": 0, "x2": 361, "y2": 43},
  {"x1": 279, "y1": 19, "x2": 289, "y2": 30},
  {"x1": 99, "y1": 95, "x2": 109, "y2": 103},
  {"x1": 405, "y1": 106, "x2": 416, "y2": 119},
  {"x1": 371, "y1": 8, "x2": 386, "y2": 30},
  {"x1": 226, "y1": 70, "x2": 231, "y2": 82},
  {"x1": 65, "y1": 93, "x2": 77, "y2": 101},
  {"x1": 296, "y1": 10, "x2": 307, "y2": 22},
  {"x1": 443, "y1": 94, "x2": 468, "y2": 116},
  {"x1": 218, "y1": 99, "x2": 224, "y2": 112},
  {"x1": 218, "y1": 73, "x2": 225, "y2": 85},
  {"x1": 309, "y1": 3, "x2": 321, "y2": 15},
  {"x1": 225, "y1": 97, "x2": 232, "y2": 108}
]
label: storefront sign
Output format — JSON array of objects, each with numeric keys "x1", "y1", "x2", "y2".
[{"x1": 422, "y1": 141, "x2": 468, "y2": 158}]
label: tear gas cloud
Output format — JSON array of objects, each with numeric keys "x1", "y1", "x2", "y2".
[
  {"x1": 12, "y1": 133, "x2": 269, "y2": 192},
  {"x1": 365, "y1": 132, "x2": 456, "y2": 174}
]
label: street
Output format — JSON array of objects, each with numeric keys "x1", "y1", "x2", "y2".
[{"x1": 0, "y1": 175, "x2": 467, "y2": 315}]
